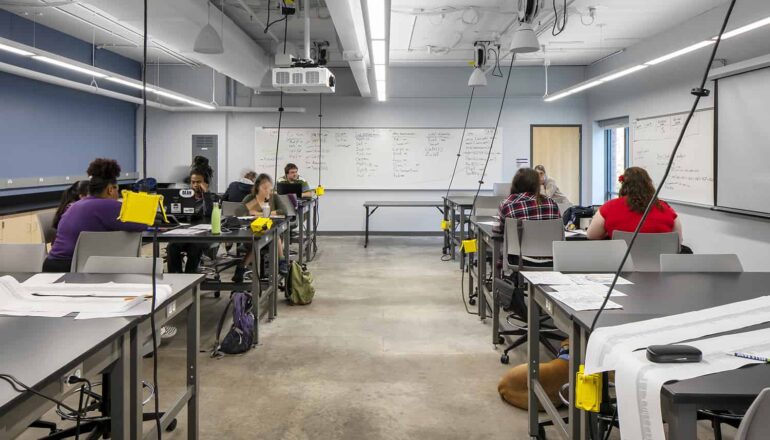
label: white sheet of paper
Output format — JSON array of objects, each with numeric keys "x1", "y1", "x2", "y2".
[
  {"x1": 189, "y1": 224, "x2": 212, "y2": 230},
  {"x1": 565, "y1": 230, "x2": 587, "y2": 238},
  {"x1": 477, "y1": 221, "x2": 498, "y2": 226},
  {"x1": 162, "y1": 228, "x2": 206, "y2": 236},
  {"x1": 551, "y1": 284, "x2": 627, "y2": 297},
  {"x1": 75, "y1": 288, "x2": 171, "y2": 319},
  {"x1": 21, "y1": 273, "x2": 64, "y2": 285},
  {"x1": 0, "y1": 310, "x2": 70, "y2": 317},
  {"x1": 584, "y1": 295, "x2": 770, "y2": 374},
  {"x1": 614, "y1": 328, "x2": 770, "y2": 440},
  {"x1": 567, "y1": 273, "x2": 633, "y2": 285},
  {"x1": 521, "y1": 271, "x2": 575, "y2": 285},
  {"x1": 546, "y1": 291, "x2": 623, "y2": 311}
]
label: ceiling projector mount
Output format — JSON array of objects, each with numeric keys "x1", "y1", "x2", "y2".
[
  {"x1": 272, "y1": 52, "x2": 336, "y2": 94},
  {"x1": 511, "y1": 0, "x2": 542, "y2": 53}
]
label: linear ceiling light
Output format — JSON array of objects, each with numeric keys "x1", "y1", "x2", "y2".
[
  {"x1": 644, "y1": 40, "x2": 715, "y2": 66},
  {"x1": 601, "y1": 64, "x2": 648, "y2": 82},
  {"x1": 367, "y1": 0, "x2": 386, "y2": 40},
  {"x1": 32, "y1": 55, "x2": 108, "y2": 78},
  {"x1": 374, "y1": 64, "x2": 386, "y2": 80},
  {"x1": 376, "y1": 80, "x2": 386, "y2": 102},
  {"x1": 154, "y1": 90, "x2": 216, "y2": 109},
  {"x1": 105, "y1": 76, "x2": 156, "y2": 92},
  {"x1": 0, "y1": 42, "x2": 34, "y2": 56},
  {"x1": 544, "y1": 80, "x2": 604, "y2": 102},
  {"x1": 718, "y1": 16, "x2": 770, "y2": 39},
  {"x1": 372, "y1": 40, "x2": 387, "y2": 65}
]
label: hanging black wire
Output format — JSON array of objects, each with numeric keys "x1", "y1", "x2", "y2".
[
  {"x1": 552, "y1": 0, "x2": 568, "y2": 36},
  {"x1": 318, "y1": 93, "x2": 323, "y2": 186},
  {"x1": 589, "y1": 0, "x2": 737, "y2": 333},
  {"x1": 445, "y1": 87, "x2": 475, "y2": 201},
  {"x1": 264, "y1": 0, "x2": 287, "y2": 33},
  {"x1": 273, "y1": 18, "x2": 289, "y2": 180}
]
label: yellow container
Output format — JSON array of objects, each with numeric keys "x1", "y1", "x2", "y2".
[
  {"x1": 461, "y1": 238, "x2": 478, "y2": 253},
  {"x1": 316, "y1": 185, "x2": 325, "y2": 196},
  {"x1": 250, "y1": 217, "x2": 273, "y2": 235},
  {"x1": 440, "y1": 220, "x2": 449, "y2": 231},
  {"x1": 575, "y1": 365, "x2": 602, "y2": 412},
  {"x1": 118, "y1": 190, "x2": 167, "y2": 226}
]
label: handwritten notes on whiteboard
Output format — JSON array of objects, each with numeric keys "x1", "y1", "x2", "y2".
[
  {"x1": 631, "y1": 109, "x2": 714, "y2": 206},
  {"x1": 254, "y1": 128, "x2": 503, "y2": 189}
]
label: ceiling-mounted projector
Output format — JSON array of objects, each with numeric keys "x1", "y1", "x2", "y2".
[{"x1": 272, "y1": 66, "x2": 336, "y2": 93}]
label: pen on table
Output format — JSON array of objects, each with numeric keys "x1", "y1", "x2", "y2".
[{"x1": 732, "y1": 352, "x2": 770, "y2": 362}]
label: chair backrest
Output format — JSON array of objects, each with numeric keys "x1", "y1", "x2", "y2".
[
  {"x1": 660, "y1": 254, "x2": 743, "y2": 273},
  {"x1": 556, "y1": 202, "x2": 573, "y2": 218},
  {"x1": 612, "y1": 231, "x2": 680, "y2": 271},
  {"x1": 504, "y1": 218, "x2": 564, "y2": 263},
  {"x1": 0, "y1": 243, "x2": 47, "y2": 272},
  {"x1": 735, "y1": 388, "x2": 770, "y2": 440},
  {"x1": 36, "y1": 209, "x2": 57, "y2": 244},
  {"x1": 553, "y1": 240, "x2": 635, "y2": 272},
  {"x1": 493, "y1": 183, "x2": 509, "y2": 197},
  {"x1": 276, "y1": 194, "x2": 297, "y2": 218},
  {"x1": 221, "y1": 201, "x2": 247, "y2": 217},
  {"x1": 71, "y1": 231, "x2": 142, "y2": 272},
  {"x1": 83, "y1": 256, "x2": 163, "y2": 274},
  {"x1": 474, "y1": 196, "x2": 505, "y2": 217}
]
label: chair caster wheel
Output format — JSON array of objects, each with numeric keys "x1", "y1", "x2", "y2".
[
  {"x1": 469, "y1": 298, "x2": 476, "y2": 306},
  {"x1": 166, "y1": 419, "x2": 178, "y2": 432},
  {"x1": 214, "y1": 291, "x2": 221, "y2": 298},
  {"x1": 497, "y1": 336, "x2": 505, "y2": 345},
  {"x1": 538, "y1": 426, "x2": 547, "y2": 439},
  {"x1": 500, "y1": 354, "x2": 510, "y2": 364}
]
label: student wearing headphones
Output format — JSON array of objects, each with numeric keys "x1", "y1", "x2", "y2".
[
  {"x1": 534, "y1": 165, "x2": 570, "y2": 204},
  {"x1": 43, "y1": 159, "x2": 147, "y2": 272}
]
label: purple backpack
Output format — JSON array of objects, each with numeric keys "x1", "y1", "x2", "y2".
[{"x1": 212, "y1": 291, "x2": 254, "y2": 356}]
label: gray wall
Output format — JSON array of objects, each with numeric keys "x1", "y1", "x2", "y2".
[
  {"x1": 585, "y1": 0, "x2": 770, "y2": 270},
  {"x1": 139, "y1": 65, "x2": 590, "y2": 232}
]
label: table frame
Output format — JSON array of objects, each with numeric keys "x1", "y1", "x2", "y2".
[{"x1": 362, "y1": 201, "x2": 444, "y2": 248}]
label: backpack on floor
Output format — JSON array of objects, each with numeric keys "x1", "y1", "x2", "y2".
[
  {"x1": 286, "y1": 261, "x2": 315, "y2": 305},
  {"x1": 212, "y1": 291, "x2": 255, "y2": 357}
]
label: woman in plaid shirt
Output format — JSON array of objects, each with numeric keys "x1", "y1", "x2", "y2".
[{"x1": 494, "y1": 167, "x2": 561, "y2": 234}]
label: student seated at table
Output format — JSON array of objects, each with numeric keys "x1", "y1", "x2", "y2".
[
  {"x1": 53, "y1": 180, "x2": 89, "y2": 229},
  {"x1": 166, "y1": 169, "x2": 215, "y2": 274},
  {"x1": 222, "y1": 170, "x2": 256, "y2": 202},
  {"x1": 231, "y1": 174, "x2": 287, "y2": 283},
  {"x1": 586, "y1": 167, "x2": 682, "y2": 242},
  {"x1": 495, "y1": 168, "x2": 561, "y2": 267},
  {"x1": 43, "y1": 159, "x2": 147, "y2": 272},
  {"x1": 534, "y1": 165, "x2": 570, "y2": 205},
  {"x1": 278, "y1": 163, "x2": 313, "y2": 198}
]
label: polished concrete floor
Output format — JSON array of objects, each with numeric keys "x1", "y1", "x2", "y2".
[{"x1": 21, "y1": 236, "x2": 732, "y2": 439}]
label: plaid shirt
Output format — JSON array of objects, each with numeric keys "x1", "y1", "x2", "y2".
[{"x1": 495, "y1": 192, "x2": 561, "y2": 232}]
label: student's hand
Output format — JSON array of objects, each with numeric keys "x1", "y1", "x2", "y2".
[
  {"x1": 200, "y1": 181, "x2": 209, "y2": 193},
  {"x1": 271, "y1": 210, "x2": 278, "y2": 216}
]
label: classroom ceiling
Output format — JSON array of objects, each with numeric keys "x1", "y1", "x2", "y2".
[{"x1": 389, "y1": 0, "x2": 729, "y2": 66}]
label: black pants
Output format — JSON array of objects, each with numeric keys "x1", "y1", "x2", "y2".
[
  {"x1": 42, "y1": 257, "x2": 72, "y2": 273},
  {"x1": 167, "y1": 243, "x2": 209, "y2": 273}
]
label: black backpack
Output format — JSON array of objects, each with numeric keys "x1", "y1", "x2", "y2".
[{"x1": 212, "y1": 291, "x2": 255, "y2": 357}]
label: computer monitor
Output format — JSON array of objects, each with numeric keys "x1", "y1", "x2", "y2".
[
  {"x1": 157, "y1": 188, "x2": 198, "y2": 217},
  {"x1": 276, "y1": 182, "x2": 304, "y2": 198}
]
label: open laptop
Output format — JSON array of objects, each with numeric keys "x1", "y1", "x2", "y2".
[
  {"x1": 157, "y1": 188, "x2": 198, "y2": 219},
  {"x1": 276, "y1": 182, "x2": 304, "y2": 198}
]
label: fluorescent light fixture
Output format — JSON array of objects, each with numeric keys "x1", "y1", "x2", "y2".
[
  {"x1": 155, "y1": 90, "x2": 216, "y2": 109},
  {"x1": 0, "y1": 42, "x2": 34, "y2": 57},
  {"x1": 33, "y1": 55, "x2": 108, "y2": 78},
  {"x1": 367, "y1": 0, "x2": 386, "y2": 40},
  {"x1": 372, "y1": 40, "x2": 387, "y2": 64},
  {"x1": 544, "y1": 80, "x2": 604, "y2": 102},
  {"x1": 376, "y1": 80, "x2": 386, "y2": 102},
  {"x1": 106, "y1": 76, "x2": 156, "y2": 92},
  {"x1": 374, "y1": 64, "x2": 386, "y2": 80},
  {"x1": 601, "y1": 64, "x2": 648, "y2": 82},
  {"x1": 644, "y1": 40, "x2": 715, "y2": 66},
  {"x1": 718, "y1": 16, "x2": 770, "y2": 40}
]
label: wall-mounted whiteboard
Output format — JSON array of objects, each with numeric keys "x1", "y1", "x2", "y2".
[
  {"x1": 254, "y1": 127, "x2": 503, "y2": 190},
  {"x1": 630, "y1": 109, "x2": 714, "y2": 206}
]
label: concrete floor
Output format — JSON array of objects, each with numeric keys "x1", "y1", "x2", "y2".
[{"x1": 20, "y1": 236, "x2": 733, "y2": 439}]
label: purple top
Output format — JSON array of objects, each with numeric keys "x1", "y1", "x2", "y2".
[{"x1": 48, "y1": 196, "x2": 147, "y2": 260}]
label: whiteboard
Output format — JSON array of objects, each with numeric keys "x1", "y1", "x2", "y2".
[
  {"x1": 630, "y1": 109, "x2": 714, "y2": 206},
  {"x1": 254, "y1": 127, "x2": 503, "y2": 189}
]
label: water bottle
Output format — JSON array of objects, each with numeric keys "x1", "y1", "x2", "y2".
[
  {"x1": 211, "y1": 202, "x2": 222, "y2": 235},
  {"x1": 261, "y1": 202, "x2": 271, "y2": 218}
]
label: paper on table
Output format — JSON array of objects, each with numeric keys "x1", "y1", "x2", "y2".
[
  {"x1": 584, "y1": 295, "x2": 770, "y2": 374},
  {"x1": 551, "y1": 284, "x2": 627, "y2": 297},
  {"x1": 162, "y1": 228, "x2": 206, "y2": 236},
  {"x1": 75, "y1": 287, "x2": 171, "y2": 319},
  {"x1": 0, "y1": 310, "x2": 70, "y2": 317},
  {"x1": 189, "y1": 224, "x2": 212, "y2": 230},
  {"x1": 21, "y1": 273, "x2": 64, "y2": 285},
  {"x1": 547, "y1": 291, "x2": 623, "y2": 311},
  {"x1": 567, "y1": 273, "x2": 633, "y2": 285},
  {"x1": 477, "y1": 221, "x2": 498, "y2": 226},
  {"x1": 614, "y1": 328, "x2": 770, "y2": 440},
  {"x1": 565, "y1": 230, "x2": 587, "y2": 238},
  {"x1": 521, "y1": 271, "x2": 575, "y2": 285}
]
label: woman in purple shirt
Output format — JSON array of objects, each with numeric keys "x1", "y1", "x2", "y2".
[{"x1": 43, "y1": 158, "x2": 147, "y2": 272}]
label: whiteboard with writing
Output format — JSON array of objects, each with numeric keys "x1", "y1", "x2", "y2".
[
  {"x1": 630, "y1": 109, "x2": 714, "y2": 206},
  {"x1": 254, "y1": 127, "x2": 503, "y2": 189}
]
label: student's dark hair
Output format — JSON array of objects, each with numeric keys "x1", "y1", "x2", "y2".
[
  {"x1": 87, "y1": 158, "x2": 121, "y2": 195},
  {"x1": 534, "y1": 165, "x2": 546, "y2": 175},
  {"x1": 619, "y1": 166, "x2": 662, "y2": 213},
  {"x1": 284, "y1": 163, "x2": 298, "y2": 175},
  {"x1": 53, "y1": 180, "x2": 89, "y2": 228},
  {"x1": 190, "y1": 155, "x2": 213, "y2": 183},
  {"x1": 510, "y1": 168, "x2": 544, "y2": 204},
  {"x1": 244, "y1": 171, "x2": 257, "y2": 181},
  {"x1": 251, "y1": 173, "x2": 273, "y2": 195}
]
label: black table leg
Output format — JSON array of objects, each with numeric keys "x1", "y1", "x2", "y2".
[{"x1": 364, "y1": 206, "x2": 369, "y2": 248}]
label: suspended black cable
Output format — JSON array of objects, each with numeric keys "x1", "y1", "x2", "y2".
[
  {"x1": 444, "y1": 87, "x2": 475, "y2": 200},
  {"x1": 552, "y1": 0, "x2": 568, "y2": 36},
  {"x1": 589, "y1": 0, "x2": 737, "y2": 333},
  {"x1": 318, "y1": 93, "x2": 323, "y2": 186},
  {"x1": 273, "y1": 17, "x2": 289, "y2": 180}
]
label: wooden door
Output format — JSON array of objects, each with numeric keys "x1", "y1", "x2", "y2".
[{"x1": 531, "y1": 125, "x2": 581, "y2": 205}]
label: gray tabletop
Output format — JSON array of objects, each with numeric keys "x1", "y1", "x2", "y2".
[
  {"x1": 470, "y1": 215, "x2": 502, "y2": 240},
  {"x1": 144, "y1": 218, "x2": 287, "y2": 243},
  {"x1": 0, "y1": 272, "x2": 203, "y2": 414},
  {"x1": 363, "y1": 201, "x2": 443, "y2": 207},
  {"x1": 445, "y1": 196, "x2": 476, "y2": 207}
]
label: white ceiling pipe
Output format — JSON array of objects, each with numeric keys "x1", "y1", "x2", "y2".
[
  {"x1": 176, "y1": 106, "x2": 307, "y2": 113},
  {"x1": 233, "y1": 0, "x2": 281, "y2": 43},
  {"x1": 325, "y1": 0, "x2": 371, "y2": 97}
]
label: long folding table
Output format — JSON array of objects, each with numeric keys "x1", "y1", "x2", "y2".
[{"x1": 362, "y1": 201, "x2": 444, "y2": 248}]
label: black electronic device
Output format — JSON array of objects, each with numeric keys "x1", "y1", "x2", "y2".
[
  {"x1": 276, "y1": 182, "x2": 304, "y2": 198},
  {"x1": 646, "y1": 345, "x2": 702, "y2": 363},
  {"x1": 157, "y1": 188, "x2": 197, "y2": 218}
]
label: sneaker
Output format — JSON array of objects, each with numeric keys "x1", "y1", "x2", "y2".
[
  {"x1": 232, "y1": 265, "x2": 246, "y2": 283},
  {"x1": 160, "y1": 326, "x2": 177, "y2": 339}
]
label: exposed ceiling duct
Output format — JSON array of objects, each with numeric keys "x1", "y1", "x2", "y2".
[{"x1": 325, "y1": 0, "x2": 371, "y2": 97}]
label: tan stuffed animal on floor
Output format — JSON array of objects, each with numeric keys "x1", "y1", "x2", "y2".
[{"x1": 498, "y1": 340, "x2": 569, "y2": 410}]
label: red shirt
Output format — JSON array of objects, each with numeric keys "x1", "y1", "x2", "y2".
[{"x1": 599, "y1": 196, "x2": 677, "y2": 238}]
